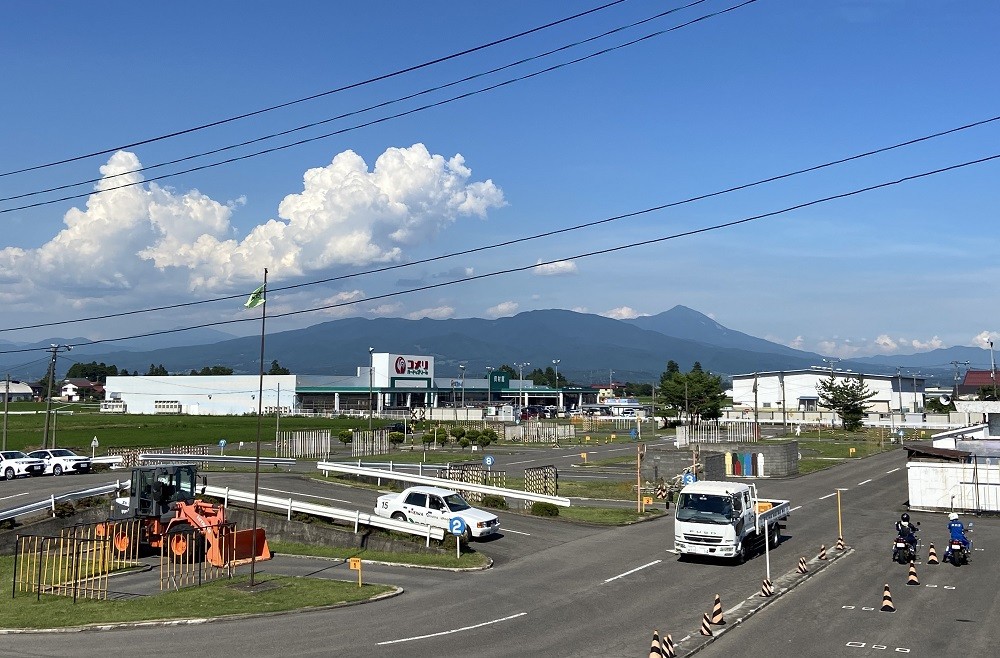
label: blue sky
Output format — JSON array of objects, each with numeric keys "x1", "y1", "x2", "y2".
[{"x1": 1, "y1": 1, "x2": 998, "y2": 358}]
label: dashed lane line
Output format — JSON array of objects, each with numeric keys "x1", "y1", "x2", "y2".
[
  {"x1": 886, "y1": 468, "x2": 900, "y2": 474},
  {"x1": 858, "y1": 479, "x2": 873, "y2": 485},
  {"x1": 377, "y1": 612, "x2": 527, "y2": 645},
  {"x1": 819, "y1": 493, "x2": 837, "y2": 500},
  {"x1": 503, "y1": 529, "x2": 531, "y2": 536},
  {"x1": 603, "y1": 560, "x2": 662, "y2": 584},
  {"x1": 260, "y1": 487, "x2": 352, "y2": 504}
]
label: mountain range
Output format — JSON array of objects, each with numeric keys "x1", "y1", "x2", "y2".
[{"x1": 0, "y1": 306, "x2": 991, "y2": 385}]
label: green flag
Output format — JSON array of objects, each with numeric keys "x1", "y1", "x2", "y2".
[{"x1": 245, "y1": 284, "x2": 265, "y2": 309}]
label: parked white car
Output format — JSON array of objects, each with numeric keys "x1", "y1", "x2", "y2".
[
  {"x1": 374, "y1": 485, "x2": 500, "y2": 540},
  {"x1": 0, "y1": 451, "x2": 46, "y2": 480},
  {"x1": 27, "y1": 448, "x2": 92, "y2": 476}
]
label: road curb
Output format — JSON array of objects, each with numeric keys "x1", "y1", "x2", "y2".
[{"x1": 683, "y1": 546, "x2": 855, "y2": 655}]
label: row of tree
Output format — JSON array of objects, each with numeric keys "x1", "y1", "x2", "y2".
[{"x1": 60, "y1": 360, "x2": 292, "y2": 383}]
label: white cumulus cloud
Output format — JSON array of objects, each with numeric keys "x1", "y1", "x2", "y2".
[
  {"x1": 485, "y1": 301, "x2": 519, "y2": 318},
  {"x1": 602, "y1": 306, "x2": 644, "y2": 320},
  {"x1": 406, "y1": 306, "x2": 455, "y2": 320},
  {"x1": 874, "y1": 334, "x2": 899, "y2": 351},
  {"x1": 910, "y1": 336, "x2": 943, "y2": 351},
  {"x1": 532, "y1": 259, "x2": 577, "y2": 276},
  {"x1": 973, "y1": 331, "x2": 1000, "y2": 349},
  {"x1": 369, "y1": 302, "x2": 403, "y2": 317},
  {"x1": 315, "y1": 290, "x2": 366, "y2": 317}
]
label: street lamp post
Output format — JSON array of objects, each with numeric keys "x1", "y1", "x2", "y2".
[
  {"x1": 514, "y1": 362, "x2": 529, "y2": 409},
  {"x1": 485, "y1": 366, "x2": 494, "y2": 404},
  {"x1": 552, "y1": 359, "x2": 561, "y2": 412},
  {"x1": 609, "y1": 369, "x2": 615, "y2": 397},
  {"x1": 368, "y1": 347, "x2": 375, "y2": 433},
  {"x1": 42, "y1": 344, "x2": 72, "y2": 449},
  {"x1": 459, "y1": 364, "x2": 466, "y2": 421}
]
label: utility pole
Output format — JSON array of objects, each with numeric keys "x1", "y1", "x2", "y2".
[
  {"x1": 950, "y1": 360, "x2": 969, "y2": 400},
  {"x1": 991, "y1": 341, "x2": 997, "y2": 400},
  {"x1": 912, "y1": 372, "x2": 920, "y2": 412},
  {"x1": 368, "y1": 347, "x2": 375, "y2": 433},
  {"x1": 780, "y1": 371, "x2": 787, "y2": 432},
  {"x1": 2, "y1": 374, "x2": 9, "y2": 451},
  {"x1": 897, "y1": 367, "x2": 903, "y2": 414},
  {"x1": 42, "y1": 344, "x2": 71, "y2": 449},
  {"x1": 753, "y1": 372, "x2": 759, "y2": 425}
]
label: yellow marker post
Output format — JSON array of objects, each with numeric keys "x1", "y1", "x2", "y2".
[
  {"x1": 349, "y1": 557, "x2": 362, "y2": 587},
  {"x1": 580, "y1": 452, "x2": 588, "y2": 463},
  {"x1": 611, "y1": 433, "x2": 616, "y2": 443},
  {"x1": 849, "y1": 447, "x2": 856, "y2": 457},
  {"x1": 643, "y1": 496, "x2": 653, "y2": 505},
  {"x1": 836, "y1": 489, "x2": 845, "y2": 541}
]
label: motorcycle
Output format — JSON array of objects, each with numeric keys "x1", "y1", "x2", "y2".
[
  {"x1": 892, "y1": 536, "x2": 915, "y2": 564},
  {"x1": 948, "y1": 539, "x2": 969, "y2": 566}
]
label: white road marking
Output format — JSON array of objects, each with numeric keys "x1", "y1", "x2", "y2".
[
  {"x1": 0, "y1": 492, "x2": 29, "y2": 502},
  {"x1": 503, "y1": 528, "x2": 531, "y2": 536},
  {"x1": 858, "y1": 479, "x2": 872, "y2": 486},
  {"x1": 603, "y1": 560, "x2": 661, "y2": 583},
  {"x1": 507, "y1": 459, "x2": 536, "y2": 466},
  {"x1": 790, "y1": 505, "x2": 802, "y2": 512},
  {"x1": 886, "y1": 468, "x2": 900, "y2": 474},
  {"x1": 819, "y1": 493, "x2": 836, "y2": 500},
  {"x1": 563, "y1": 475, "x2": 611, "y2": 479},
  {"x1": 260, "y1": 487, "x2": 351, "y2": 504},
  {"x1": 377, "y1": 612, "x2": 527, "y2": 645}
]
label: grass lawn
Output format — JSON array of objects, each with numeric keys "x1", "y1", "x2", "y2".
[{"x1": 0, "y1": 555, "x2": 392, "y2": 629}]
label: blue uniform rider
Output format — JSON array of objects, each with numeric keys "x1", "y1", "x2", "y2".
[{"x1": 944, "y1": 512, "x2": 971, "y2": 561}]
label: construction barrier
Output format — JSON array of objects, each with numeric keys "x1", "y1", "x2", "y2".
[
  {"x1": 906, "y1": 561, "x2": 920, "y2": 586},
  {"x1": 797, "y1": 556, "x2": 809, "y2": 574},
  {"x1": 928, "y1": 543, "x2": 939, "y2": 564},
  {"x1": 881, "y1": 584, "x2": 895, "y2": 612},
  {"x1": 760, "y1": 578, "x2": 774, "y2": 597},
  {"x1": 711, "y1": 593, "x2": 725, "y2": 625},
  {"x1": 818, "y1": 544, "x2": 827, "y2": 560}
]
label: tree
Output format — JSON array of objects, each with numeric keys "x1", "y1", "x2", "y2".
[
  {"x1": 657, "y1": 362, "x2": 726, "y2": 425},
  {"x1": 338, "y1": 430, "x2": 353, "y2": 446},
  {"x1": 146, "y1": 364, "x2": 168, "y2": 376},
  {"x1": 449, "y1": 426, "x2": 466, "y2": 442},
  {"x1": 459, "y1": 438, "x2": 471, "y2": 451},
  {"x1": 497, "y1": 365, "x2": 518, "y2": 379},
  {"x1": 388, "y1": 432, "x2": 405, "y2": 451},
  {"x1": 816, "y1": 375, "x2": 877, "y2": 431},
  {"x1": 268, "y1": 360, "x2": 291, "y2": 375},
  {"x1": 66, "y1": 361, "x2": 119, "y2": 383},
  {"x1": 191, "y1": 365, "x2": 234, "y2": 376},
  {"x1": 976, "y1": 385, "x2": 999, "y2": 401}
]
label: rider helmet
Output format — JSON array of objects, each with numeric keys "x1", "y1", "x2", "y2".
[
  {"x1": 900, "y1": 513, "x2": 909, "y2": 522},
  {"x1": 949, "y1": 512, "x2": 959, "y2": 521}
]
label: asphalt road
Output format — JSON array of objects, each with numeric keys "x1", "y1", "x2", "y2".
[{"x1": 2, "y1": 447, "x2": 990, "y2": 656}]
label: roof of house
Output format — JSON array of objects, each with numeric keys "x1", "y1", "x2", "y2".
[{"x1": 962, "y1": 369, "x2": 998, "y2": 388}]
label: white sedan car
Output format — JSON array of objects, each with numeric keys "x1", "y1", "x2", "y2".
[
  {"x1": 0, "y1": 451, "x2": 46, "y2": 480},
  {"x1": 374, "y1": 485, "x2": 500, "y2": 540},
  {"x1": 27, "y1": 448, "x2": 92, "y2": 476}
]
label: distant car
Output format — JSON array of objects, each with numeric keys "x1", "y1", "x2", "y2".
[
  {"x1": 0, "y1": 451, "x2": 46, "y2": 480},
  {"x1": 26, "y1": 448, "x2": 92, "y2": 476},
  {"x1": 385, "y1": 422, "x2": 414, "y2": 434},
  {"x1": 374, "y1": 485, "x2": 500, "y2": 540}
]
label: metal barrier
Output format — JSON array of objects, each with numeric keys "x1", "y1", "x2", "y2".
[
  {"x1": 158, "y1": 523, "x2": 230, "y2": 591},
  {"x1": 0, "y1": 482, "x2": 124, "y2": 523}
]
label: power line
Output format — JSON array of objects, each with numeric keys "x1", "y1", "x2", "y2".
[
  {"x1": 1, "y1": 1, "x2": 711, "y2": 205},
  {"x1": 0, "y1": 0, "x2": 629, "y2": 179},
  {"x1": 0, "y1": 0, "x2": 757, "y2": 215},
  {"x1": 1, "y1": 112, "x2": 996, "y2": 335},
  {"x1": 1, "y1": 149, "x2": 996, "y2": 356}
]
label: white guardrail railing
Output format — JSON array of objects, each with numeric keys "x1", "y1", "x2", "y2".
[
  {"x1": 138, "y1": 454, "x2": 297, "y2": 467},
  {"x1": 0, "y1": 481, "x2": 126, "y2": 523},
  {"x1": 203, "y1": 484, "x2": 446, "y2": 544},
  {"x1": 317, "y1": 462, "x2": 572, "y2": 507}
]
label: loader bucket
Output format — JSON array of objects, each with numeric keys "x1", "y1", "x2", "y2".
[{"x1": 206, "y1": 527, "x2": 271, "y2": 568}]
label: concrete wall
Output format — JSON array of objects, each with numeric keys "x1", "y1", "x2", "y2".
[
  {"x1": 907, "y1": 461, "x2": 1000, "y2": 513},
  {"x1": 693, "y1": 441, "x2": 799, "y2": 478}
]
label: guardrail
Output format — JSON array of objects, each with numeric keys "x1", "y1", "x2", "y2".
[
  {"x1": 202, "y1": 484, "x2": 446, "y2": 544},
  {"x1": 137, "y1": 454, "x2": 297, "y2": 468},
  {"x1": 0, "y1": 481, "x2": 125, "y2": 523},
  {"x1": 317, "y1": 462, "x2": 572, "y2": 507}
]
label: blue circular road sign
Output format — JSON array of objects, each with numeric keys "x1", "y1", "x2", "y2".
[
  {"x1": 483, "y1": 455, "x2": 495, "y2": 467},
  {"x1": 449, "y1": 517, "x2": 467, "y2": 536},
  {"x1": 682, "y1": 472, "x2": 696, "y2": 485}
]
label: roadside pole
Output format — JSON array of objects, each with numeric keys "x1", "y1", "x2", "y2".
[
  {"x1": 836, "y1": 489, "x2": 846, "y2": 540},
  {"x1": 762, "y1": 518, "x2": 771, "y2": 582}
]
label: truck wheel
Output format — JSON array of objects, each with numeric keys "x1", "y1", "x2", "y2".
[
  {"x1": 3, "y1": 467, "x2": 13, "y2": 481},
  {"x1": 391, "y1": 512, "x2": 406, "y2": 522},
  {"x1": 53, "y1": 464, "x2": 63, "y2": 476}
]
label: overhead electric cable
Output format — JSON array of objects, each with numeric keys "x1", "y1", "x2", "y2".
[
  {"x1": 1, "y1": 0, "x2": 711, "y2": 204},
  {"x1": 0, "y1": 113, "x2": 996, "y2": 334},
  {"x1": 0, "y1": 1, "x2": 628, "y2": 179},
  {"x1": 0, "y1": 0, "x2": 758, "y2": 214},
  {"x1": 1, "y1": 150, "x2": 996, "y2": 356}
]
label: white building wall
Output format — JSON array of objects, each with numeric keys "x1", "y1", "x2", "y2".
[
  {"x1": 907, "y1": 461, "x2": 1000, "y2": 513},
  {"x1": 732, "y1": 370, "x2": 911, "y2": 413},
  {"x1": 103, "y1": 375, "x2": 298, "y2": 415}
]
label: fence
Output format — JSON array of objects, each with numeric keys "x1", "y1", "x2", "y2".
[
  {"x1": 276, "y1": 429, "x2": 331, "y2": 459},
  {"x1": 676, "y1": 421, "x2": 759, "y2": 447},
  {"x1": 505, "y1": 421, "x2": 576, "y2": 443},
  {"x1": 443, "y1": 463, "x2": 506, "y2": 503},
  {"x1": 523, "y1": 465, "x2": 558, "y2": 510},
  {"x1": 158, "y1": 523, "x2": 231, "y2": 591},
  {"x1": 14, "y1": 531, "x2": 111, "y2": 602},
  {"x1": 107, "y1": 445, "x2": 209, "y2": 469}
]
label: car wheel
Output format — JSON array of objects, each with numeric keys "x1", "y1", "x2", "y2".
[
  {"x1": 391, "y1": 512, "x2": 406, "y2": 522},
  {"x1": 53, "y1": 464, "x2": 63, "y2": 476},
  {"x1": 464, "y1": 526, "x2": 473, "y2": 543},
  {"x1": 3, "y1": 467, "x2": 14, "y2": 481}
]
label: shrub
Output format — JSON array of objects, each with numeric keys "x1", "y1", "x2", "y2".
[
  {"x1": 481, "y1": 494, "x2": 508, "y2": 510},
  {"x1": 459, "y1": 438, "x2": 471, "y2": 451},
  {"x1": 531, "y1": 502, "x2": 560, "y2": 517},
  {"x1": 338, "y1": 429, "x2": 353, "y2": 445},
  {"x1": 449, "y1": 426, "x2": 466, "y2": 441},
  {"x1": 388, "y1": 432, "x2": 405, "y2": 449}
]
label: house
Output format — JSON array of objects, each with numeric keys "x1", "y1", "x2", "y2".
[
  {"x1": 60, "y1": 379, "x2": 104, "y2": 402},
  {"x1": 1, "y1": 380, "x2": 34, "y2": 402}
]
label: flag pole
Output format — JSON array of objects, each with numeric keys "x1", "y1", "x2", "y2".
[{"x1": 250, "y1": 268, "x2": 268, "y2": 587}]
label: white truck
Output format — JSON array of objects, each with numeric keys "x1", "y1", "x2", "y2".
[{"x1": 673, "y1": 480, "x2": 790, "y2": 562}]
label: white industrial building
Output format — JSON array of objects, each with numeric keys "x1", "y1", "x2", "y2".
[{"x1": 731, "y1": 367, "x2": 925, "y2": 414}]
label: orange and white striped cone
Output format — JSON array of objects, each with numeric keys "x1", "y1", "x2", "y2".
[
  {"x1": 818, "y1": 544, "x2": 827, "y2": 560},
  {"x1": 649, "y1": 629, "x2": 663, "y2": 657},
  {"x1": 699, "y1": 612, "x2": 714, "y2": 636},
  {"x1": 927, "y1": 543, "x2": 939, "y2": 565},
  {"x1": 880, "y1": 584, "x2": 896, "y2": 612},
  {"x1": 797, "y1": 556, "x2": 809, "y2": 574},
  {"x1": 836, "y1": 536, "x2": 846, "y2": 550},
  {"x1": 711, "y1": 594, "x2": 725, "y2": 625},
  {"x1": 759, "y1": 578, "x2": 774, "y2": 597},
  {"x1": 662, "y1": 633, "x2": 676, "y2": 658},
  {"x1": 906, "y1": 561, "x2": 920, "y2": 586}
]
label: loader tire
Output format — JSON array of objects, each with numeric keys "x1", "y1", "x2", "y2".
[{"x1": 166, "y1": 522, "x2": 205, "y2": 563}]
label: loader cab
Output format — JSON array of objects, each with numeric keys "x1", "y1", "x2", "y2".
[{"x1": 118, "y1": 464, "x2": 199, "y2": 520}]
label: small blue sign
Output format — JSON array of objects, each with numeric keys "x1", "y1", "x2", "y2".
[
  {"x1": 218, "y1": 439, "x2": 227, "y2": 448},
  {"x1": 449, "y1": 517, "x2": 467, "y2": 536},
  {"x1": 630, "y1": 428, "x2": 638, "y2": 440},
  {"x1": 483, "y1": 455, "x2": 495, "y2": 467},
  {"x1": 682, "y1": 472, "x2": 696, "y2": 485}
]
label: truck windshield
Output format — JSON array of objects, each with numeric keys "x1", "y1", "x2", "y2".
[{"x1": 676, "y1": 493, "x2": 733, "y2": 525}]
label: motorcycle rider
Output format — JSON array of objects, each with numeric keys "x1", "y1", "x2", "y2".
[
  {"x1": 944, "y1": 512, "x2": 971, "y2": 562},
  {"x1": 894, "y1": 512, "x2": 919, "y2": 556}
]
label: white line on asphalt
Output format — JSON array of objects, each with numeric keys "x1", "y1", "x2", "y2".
[
  {"x1": 377, "y1": 612, "x2": 527, "y2": 645},
  {"x1": 790, "y1": 506, "x2": 802, "y2": 512},
  {"x1": 858, "y1": 479, "x2": 872, "y2": 486},
  {"x1": 819, "y1": 493, "x2": 836, "y2": 500},
  {"x1": 507, "y1": 459, "x2": 536, "y2": 466},
  {"x1": 504, "y1": 529, "x2": 531, "y2": 536},
  {"x1": 0, "y1": 492, "x2": 29, "y2": 502},
  {"x1": 260, "y1": 487, "x2": 351, "y2": 504},
  {"x1": 603, "y1": 560, "x2": 662, "y2": 583},
  {"x1": 886, "y1": 468, "x2": 900, "y2": 474},
  {"x1": 564, "y1": 475, "x2": 611, "y2": 479}
]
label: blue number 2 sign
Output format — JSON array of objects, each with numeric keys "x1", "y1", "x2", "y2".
[{"x1": 449, "y1": 517, "x2": 467, "y2": 536}]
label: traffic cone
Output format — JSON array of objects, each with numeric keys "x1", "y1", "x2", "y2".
[
  {"x1": 797, "y1": 556, "x2": 809, "y2": 574},
  {"x1": 927, "y1": 543, "x2": 939, "y2": 565},
  {"x1": 711, "y1": 594, "x2": 725, "y2": 625},
  {"x1": 760, "y1": 578, "x2": 774, "y2": 597},
  {"x1": 649, "y1": 629, "x2": 663, "y2": 657},
  {"x1": 662, "y1": 633, "x2": 676, "y2": 658},
  {"x1": 818, "y1": 544, "x2": 827, "y2": 560},
  {"x1": 836, "y1": 536, "x2": 845, "y2": 550},
  {"x1": 699, "y1": 612, "x2": 713, "y2": 636},
  {"x1": 880, "y1": 584, "x2": 896, "y2": 612},
  {"x1": 907, "y1": 561, "x2": 920, "y2": 586}
]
